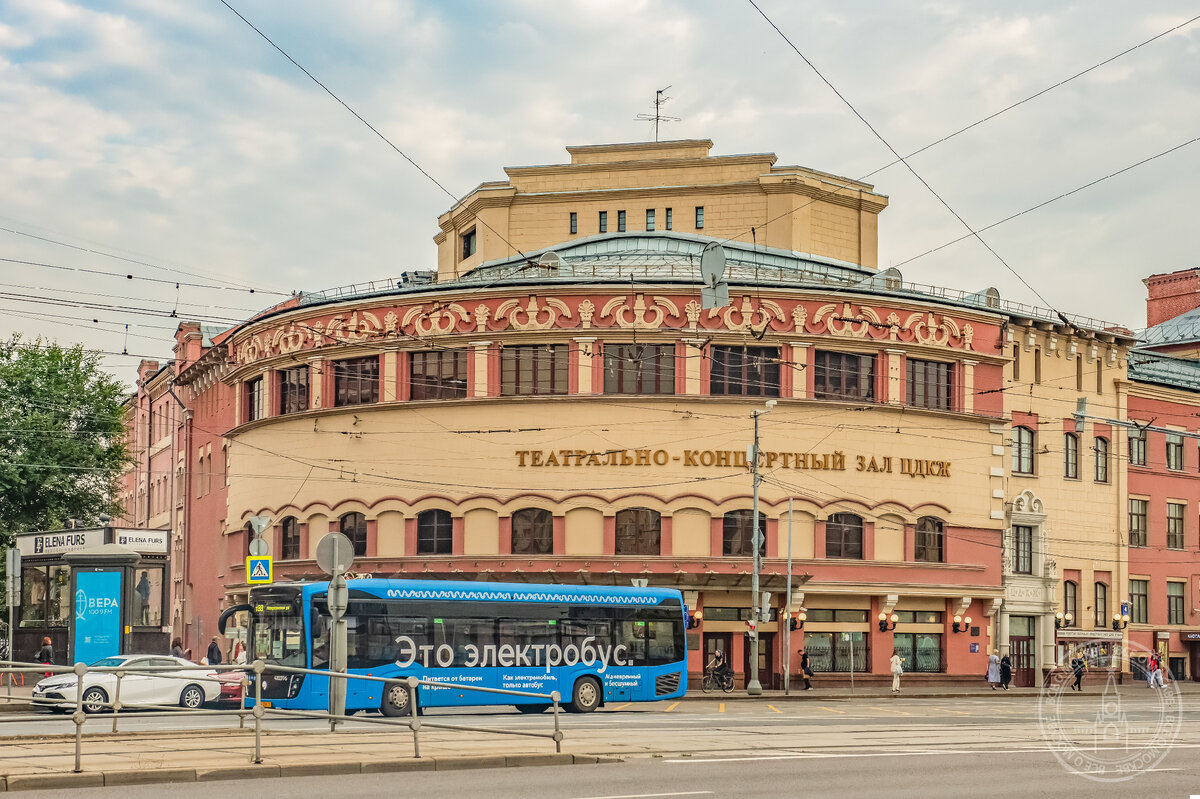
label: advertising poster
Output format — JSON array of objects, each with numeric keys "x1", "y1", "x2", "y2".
[{"x1": 74, "y1": 571, "x2": 122, "y2": 665}]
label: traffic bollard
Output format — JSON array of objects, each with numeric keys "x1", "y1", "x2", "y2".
[
  {"x1": 252, "y1": 659, "x2": 264, "y2": 764},
  {"x1": 111, "y1": 670, "x2": 124, "y2": 734}
]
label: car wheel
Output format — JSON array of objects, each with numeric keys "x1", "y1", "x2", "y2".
[
  {"x1": 179, "y1": 684, "x2": 206, "y2": 709},
  {"x1": 515, "y1": 703, "x2": 551, "y2": 714},
  {"x1": 569, "y1": 677, "x2": 601, "y2": 713},
  {"x1": 81, "y1": 687, "x2": 108, "y2": 714},
  {"x1": 380, "y1": 683, "x2": 413, "y2": 717}
]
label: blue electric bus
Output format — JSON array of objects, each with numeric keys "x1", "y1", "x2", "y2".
[{"x1": 226, "y1": 579, "x2": 688, "y2": 715}]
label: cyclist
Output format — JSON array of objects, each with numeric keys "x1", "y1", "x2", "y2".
[{"x1": 706, "y1": 649, "x2": 733, "y2": 686}]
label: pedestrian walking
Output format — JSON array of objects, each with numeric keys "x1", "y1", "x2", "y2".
[
  {"x1": 1145, "y1": 654, "x2": 1156, "y2": 687},
  {"x1": 170, "y1": 637, "x2": 185, "y2": 659},
  {"x1": 207, "y1": 637, "x2": 223, "y2": 666},
  {"x1": 1153, "y1": 654, "x2": 1165, "y2": 688},
  {"x1": 986, "y1": 651, "x2": 1001, "y2": 689},
  {"x1": 799, "y1": 650, "x2": 813, "y2": 691},
  {"x1": 1070, "y1": 655, "x2": 1087, "y2": 691},
  {"x1": 889, "y1": 650, "x2": 904, "y2": 694},
  {"x1": 35, "y1": 637, "x2": 54, "y2": 678},
  {"x1": 999, "y1": 654, "x2": 1012, "y2": 690}
]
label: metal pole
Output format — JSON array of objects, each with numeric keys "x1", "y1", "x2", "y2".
[
  {"x1": 73, "y1": 663, "x2": 86, "y2": 773},
  {"x1": 784, "y1": 498, "x2": 793, "y2": 696},
  {"x1": 551, "y1": 690, "x2": 562, "y2": 754},
  {"x1": 747, "y1": 410, "x2": 763, "y2": 696},
  {"x1": 111, "y1": 670, "x2": 123, "y2": 733},
  {"x1": 407, "y1": 677, "x2": 420, "y2": 758},
  {"x1": 252, "y1": 659, "x2": 263, "y2": 764},
  {"x1": 849, "y1": 635, "x2": 854, "y2": 694}
]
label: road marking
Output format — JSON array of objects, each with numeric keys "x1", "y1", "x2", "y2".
[
  {"x1": 665, "y1": 702, "x2": 680, "y2": 712},
  {"x1": 569, "y1": 793, "x2": 713, "y2": 799},
  {"x1": 610, "y1": 703, "x2": 632, "y2": 711},
  {"x1": 767, "y1": 705, "x2": 782, "y2": 713},
  {"x1": 870, "y1": 706, "x2": 911, "y2": 716},
  {"x1": 819, "y1": 706, "x2": 845, "y2": 714},
  {"x1": 718, "y1": 703, "x2": 725, "y2": 713}
]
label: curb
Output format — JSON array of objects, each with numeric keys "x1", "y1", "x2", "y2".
[{"x1": 0, "y1": 753, "x2": 619, "y2": 791}]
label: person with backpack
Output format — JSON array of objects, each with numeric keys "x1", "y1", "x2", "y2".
[{"x1": 35, "y1": 637, "x2": 54, "y2": 678}]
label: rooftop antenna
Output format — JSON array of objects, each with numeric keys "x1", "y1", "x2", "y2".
[{"x1": 636, "y1": 86, "x2": 681, "y2": 142}]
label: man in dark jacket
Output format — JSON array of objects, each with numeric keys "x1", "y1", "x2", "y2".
[
  {"x1": 35, "y1": 637, "x2": 54, "y2": 677},
  {"x1": 799, "y1": 650, "x2": 814, "y2": 690},
  {"x1": 206, "y1": 637, "x2": 223, "y2": 666}
]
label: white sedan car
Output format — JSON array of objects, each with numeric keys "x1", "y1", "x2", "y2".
[{"x1": 32, "y1": 655, "x2": 221, "y2": 713}]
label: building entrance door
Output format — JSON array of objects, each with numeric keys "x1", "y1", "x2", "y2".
[
  {"x1": 743, "y1": 633, "x2": 774, "y2": 689},
  {"x1": 1189, "y1": 645, "x2": 1200, "y2": 682},
  {"x1": 1008, "y1": 614, "x2": 1037, "y2": 687},
  {"x1": 703, "y1": 633, "x2": 733, "y2": 679}
]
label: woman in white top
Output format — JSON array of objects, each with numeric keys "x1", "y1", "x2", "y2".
[
  {"x1": 986, "y1": 652, "x2": 1001, "y2": 689},
  {"x1": 889, "y1": 651, "x2": 904, "y2": 694}
]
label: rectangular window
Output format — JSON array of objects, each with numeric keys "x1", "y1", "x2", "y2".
[
  {"x1": 1094, "y1": 582, "x2": 1107, "y2": 628},
  {"x1": 20, "y1": 564, "x2": 71, "y2": 628},
  {"x1": 131, "y1": 566, "x2": 163, "y2": 627},
  {"x1": 279, "y1": 366, "x2": 309, "y2": 415},
  {"x1": 803, "y1": 631, "x2": 867, "y2": 673},
  {"x1": 645, "y1": 209, "x2": 655, "y2": 231},
  {"x1": 569, "y1": 212, "x2": 577, "y2": 235},
  {"x1": 1167, "y1": 433, "x2": 1184, "y2": 470},
  {"x1": 814, "y1": 351, "x2": 875, "y2": 402},
  {"x1": 906, "y1": 358, "x2": 952, "y2": 410},
  {"x1": 1096, "y1": 360, "x2": 1103, "y2": 394},
  {"x1": 1012, "y1": 345, "x2": 1020, "y2": 381},
  {"x1": 599, "y1": 211, "x2": 608, "y2": 233},
  {"x1": 708, "y1": 346, "x2": 780, "y2": 397},
  {"x1": 1167, "y1": 502, "x2": 1185, "y2": 550},
  {"x1": 1130, "y1": 579, "x2": 1149, "y2": 624},
  {"x1": 1129, "y1": 428, "x2": 1146, "y2": 467},
  {"x1": 245, "y1": 376, "x2": 265, "y2": 422},
  {"x1": 500, "y1": 345, "x2": 569, "y2": 396},
  {"x1": 1076, "y1": 357, "x2": 1083, "y2": 391},
  {"x1": 1013, "y1": 525, "x2": 1032, "y2": 574},
  {"x1": 695, "y1": 206, "x2": 704, "y2": 229},
  {"x1": 1063, "y1": 434, "x2": 1079, "y2": 479},
  {"x1": 665, "y1": 208, "x2": 672, "y2": 230},
  {"x1": 333, "y1": 356, "x2": 380, "y2": 407},
  {"x1": 1034, "y1": 348, "x2": 1042, "y2": 384},
  {"x1": 1129, "y1": 499, "x2": 1148, "y2": 547},
  {"x1": 603, "y1": 344, "x2": 675, "y2": 395},
  {"x1": 410, "y1": 349, "x2": 468, "y2": 400},
  {"x1": 892, "y1": 632, "x2": 943, "y2": 673},
  {"x1": 1168, "y1": 582, "x2": 1185, "y2": 625},
  {"x1": 617, "y1": 210, "x2": 626, "y2": 232},
  {"x1": 461, "y1": 228, "x2": 477, "y2": 260}
]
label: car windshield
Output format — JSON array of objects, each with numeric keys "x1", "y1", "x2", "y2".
[
  {"x1": 89, "y1": 657, "x2": 128, "y2": 668},
  {"x1": 253, "y1": 606, "x2": 306, "y2": 667}
]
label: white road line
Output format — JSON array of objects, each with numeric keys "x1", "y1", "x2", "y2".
[{"x1": 569, "y1": 792, "x2": 714, "y2": 799}]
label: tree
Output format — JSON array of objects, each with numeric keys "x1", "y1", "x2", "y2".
[{"x1": 0, "y1": 336, "x2": 132, "y2": 613}]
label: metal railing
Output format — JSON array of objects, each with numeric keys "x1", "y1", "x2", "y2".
[{"x1": 0, "y1": 659, "x2": 563, "y2": 774}]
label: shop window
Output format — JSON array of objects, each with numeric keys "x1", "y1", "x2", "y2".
[
  {"x1": 1094, "y1": 582, "x2": 1107, "y2": 628},
  {"x1": 461, "y1": 228, "x2": 477, "y2": 260},
  {"x1": 279, "y1": 365, "x2": 309, "y2": 415},
  {"x1": 892, "y1": 610, "x2": 943, "y2": 624},
  {"x1": 1128, "y1": 428, "x2": 1146, "y2": 466},
  {"x1": 1167, "y1": 433, "x2": 1184, "y2": 471},
  {"x1": 1168, "y1": 582, "x2": 1185, "y2": 625},
  {"x1": 1012, "y1": 426, "x2": 1035, "y2": 475},
  {"x1": 1013, "y1": 525, "x2": 1033, "y2": 574},
  {"x1": 615, "y1": 508, "x2": 661, "y2": 556},
  {"x1": 1128, "y1": 499, "x2": 1148, "y2": 547},
  {"x1": 410, "y1": 349, "x2": 468, "y2": 400},
  {"x1": 803, "y1": 631, "x2": 867, "y2": 673},
  {"x1": 245, "y1": 376, "x2": 265, "y2": 422},
  {"x1": 722, "y1": 510, "x2": 766, "y2": 557},
  {"x1": 603, "y1": 344, "x2": 675, "y2": 395},
  {"x1": 906, "y1": 358, "x2": 952, "y2": 411},
  {"x1": 417, "y1": 509, "x2": 452, "y2": 555},
  {"x1": 500, "y1": 345, "x2": 568, "y2": 396},
  {"x1": 709, "y1": 345, "x2": 780, "y2": 397},
  {"x1": 914, "y1": 516, "x2": 943, "y2": 563},
  {"x1": 132, "y1": 566, "x2": 163, "y2": 627},
  {"x1": 825, "y1": 513, "x2": 863, "y2": 559},
  {"x1": 1063, "y1": 433, "x2": 1079, "y2": 479},
  {"x1": 511, "y1": 508, "x2": 553, "y2": 555},
  {"x1": 333, "y1": 357, "x2": 380, "y2": 407},
  {"x1": 339, "y1": 511, "x2": 368, "y2": 557},
  {"x1": 281, "y1": 516, "x2": 301, "y2": 560},
  {"x1": 1094, "y1": 436, "x2": 1109, "y2": 483},
  {"x1": 1167, "y1": 502, "x2": 1185, "y2": 550},
  {"x1": 814, "y1": 351, "x2": 874, "y2": 402},
  {"x1": 892, "y1": 633, "x2": 942, "y2": 672},
  {"x1": 19, "y1": 565, "x2": 71, "y2": 628},
  {"x1": 1129, "y1": 579, "x2": 1148, "y2": 624}
]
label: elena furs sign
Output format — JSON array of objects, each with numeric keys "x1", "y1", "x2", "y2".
[
  {"x1": 18, "y1": 530, "x2": 103, "y2": 557},
  {"x1": 114, "y1": 529, "x2": 168, "y2": 553},
  {"x1": 73, "y1": 571, "x2": 123, "y2": 665}
]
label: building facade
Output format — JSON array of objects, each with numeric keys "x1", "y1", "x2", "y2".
[{"x1": 116, "y1": 140, "x2": 1199, "y2": 689}]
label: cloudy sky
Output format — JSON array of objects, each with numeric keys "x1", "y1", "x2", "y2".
[{"x1": 2, "y1": 0, "x2": 1198, "y2": 386}]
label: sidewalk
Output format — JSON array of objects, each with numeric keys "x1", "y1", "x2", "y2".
[{"x1": 694, "y1": 680, "x2": 1200, "y2": 701}]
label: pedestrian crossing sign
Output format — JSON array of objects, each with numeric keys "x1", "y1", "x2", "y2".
[{"x1": 246, "y1": 556, "x2": 273, "y2": 584}]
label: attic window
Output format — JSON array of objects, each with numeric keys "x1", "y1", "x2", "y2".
[{"x1": 461, "y1": 228, "x2": 477, "y2": 260}]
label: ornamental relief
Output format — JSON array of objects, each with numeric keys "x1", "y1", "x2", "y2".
[{"x1": 229, "y1": 293, "x2": 983, "y2": 364}]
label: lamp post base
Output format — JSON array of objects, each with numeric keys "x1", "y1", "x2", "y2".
[{"x1": 746, "y1": 678, "x2": 763, "y2": 696}]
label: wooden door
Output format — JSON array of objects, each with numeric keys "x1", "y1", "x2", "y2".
[
  {"x1": 743, "y1": 633, "x2": 774, "y2": 688},
  {"x1": 1011, "y1": 636, "x2": 1036, "y2": 688},
  {"x1": 703, "y1": 633, "x2": 732, "y2": 675}
]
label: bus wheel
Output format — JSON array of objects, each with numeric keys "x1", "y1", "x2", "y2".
[
  {"x1": 381, "y1": 684, "x2": 414, "y2": 717},
  {"x1": 569, "y1": 677, "x2": 601, "y2": 713},
  {"x1": 515, "y1": 703, "x2": 550, "y2": 714}
]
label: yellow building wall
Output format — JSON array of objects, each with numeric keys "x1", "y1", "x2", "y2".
[
  {"x1": 463, "y1": 508, "x2": 498, "y2": 555},
  {"x1": 672, "y1": 508, "x2": 712, "y2": 557},
  {"x1": 564, "y1": 507, "x2": 603, "y2": 555},
  {"x1": 376, "y1": 510, "x2": 404, "y2": 558}
]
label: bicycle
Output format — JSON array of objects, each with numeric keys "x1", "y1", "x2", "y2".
[{"x1": 701, "y1": 668, "x2": 735, "y2": 693}]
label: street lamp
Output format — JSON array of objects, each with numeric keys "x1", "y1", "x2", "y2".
[
  {"x1": 1111, "y1": 613, "x2": 1130, "y2": 631},
  {"x1": 1054, "y1": 611, "x2": 1074, "y2": 630},
  {"x1": 746, "y1": 398, "x2": 776, "y2": 696},
  {"x1": 877, "y1": 612, "x2": 898, "y2": 632},
  {"x1": 952, "y1": 614, "x2": 972, "y2": 633}
]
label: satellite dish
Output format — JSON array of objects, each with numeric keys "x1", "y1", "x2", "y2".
[
  {"x1": 316, "y1": 532, "x2": 355, "y2": 576},
  {"x1": 538, "y1": 252, "x2": 565, "y2": 270},
  {"x1": 700, "y1": 242, "x2": 729, "y2": 309}
]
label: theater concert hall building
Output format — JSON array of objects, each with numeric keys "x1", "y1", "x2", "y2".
[{"x1": 119, "y1": 138, "x2": 1184, "y2": 689}]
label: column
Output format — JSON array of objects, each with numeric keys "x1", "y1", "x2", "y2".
[
  {"x1": 790, "y1": 342, "x2": 811, "y2": 399},
  {"x1": 998, "y1": 611, "x2": 1010, "y2": 657},
  {"x1": 961, "y1": 359, "x2": 976, "y2": 414},
  {"x1": 470, "y1": 341, "x2": 491, "y2": 398},
  {"x1": 885, "y1": 348, "x2": 904, "y2": 405},
  {"x1": 575, "y1": 337, "x2": 597, "y2": 394}
]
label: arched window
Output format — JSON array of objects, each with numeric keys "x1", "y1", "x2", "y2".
[
  {"x1": 1094, "y1": 436, "x2": 1109, "y2": 483},
  {"x1": 417, "y1": 509, "x2": 453, "y2": 555},
  {"x1": 1012, "y1": 426, "x2": 1035, "y2": 475},
  {"x1": 281, "y1": 516, "x2": 300, "y2": 560},
  {"x1": 339, "y1": 511, "x2": 367, "y2": 557},
  {"x1": 511, "y1": 508, "x2": 554, "y2": 555},
  {"x1": 1094, "y1": 582, "x2": 1107, "y2": 628},
  {"x1": 614, "y1": 508, "x2": 661, "y2": 556},
  {"x1": 825, "y1": 513, "x2": 863, "y2": 559},
  {"x1": 722, "y1": 510, "x2": 766, "y2": 557},
  {"x1": 914, "y1": 516, "x2": 943, "y2": 563},
  {"x1": 1063, "y1": 433, "x2": 1079, "y2": 479},
  {"x1": 1063, "y1": 580, "x2": 1078, "y2": 625}
]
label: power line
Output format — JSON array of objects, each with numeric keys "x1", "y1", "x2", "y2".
[{"x1": 0, "y1": 256, "x2": 289, "y2": 297}]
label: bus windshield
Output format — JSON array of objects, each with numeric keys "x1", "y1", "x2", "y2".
[{"x1": 252, "y1": 604, "x2": 306, "y2": 667}]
